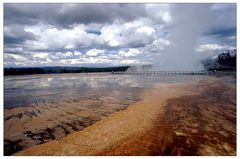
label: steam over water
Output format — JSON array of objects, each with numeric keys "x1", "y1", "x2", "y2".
[{"x1": 152, "y1": 4, "x2": 213, "y2": 71}]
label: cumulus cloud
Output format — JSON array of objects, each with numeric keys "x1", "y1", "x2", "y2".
[
  {"x1": 86, "y1": 49, "x2": 105, "y2": 57},
  {"x1": 4, "y1": 3, "x2": 236, "y2": 68},
  {"x1": 4, "y1": 47, "x2": 23, "y2": 54},
  {"x1": 4, "y1": 4, "x2": 147, "y2": 27},
  {"x1": 196, "y1": 44, "x2": 226, "y2": 52},
  {"x1": 4, "y1": 25, "x2": 37, "y2": 46},
  {"x1": 99, "y1": 20, "x2": 155, "y2": 48},
  {"x1": 24, "y1": 24, "x2": 96, "y2": 51},
  {"x1": 145, "y1": 4, "x2": 171, "y2": 23},
  {"x1": 119, "y1": 49, "x2": 142, "y2": 57},
  {"x1": 195, "y1": 43, "x2": 236, "y2": 59}
]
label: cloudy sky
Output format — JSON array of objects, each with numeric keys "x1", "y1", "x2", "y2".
[{"x1": 4, "y1": 3, "x2": 236, "y2": 69}]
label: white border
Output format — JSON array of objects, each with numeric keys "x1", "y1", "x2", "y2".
[{"x1": 0, "y1": 0, "x2": 238, "y2": 159}]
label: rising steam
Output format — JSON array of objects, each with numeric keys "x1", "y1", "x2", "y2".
[{"x1": 152, "y1": 4, "x2": 213, "y2": 71}]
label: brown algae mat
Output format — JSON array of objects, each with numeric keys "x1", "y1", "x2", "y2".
[
  {"x1": 15, "y1": 78, "x2": 236, "y2": 156},
  {"x1": 4, "y1": 88, "x2": 141, "y2": 155}
]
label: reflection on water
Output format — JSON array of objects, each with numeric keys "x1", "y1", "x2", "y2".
[
  {"x1": 4, "y1": 73, "x2": 236, "y2": 155},
  {"x1": 4, "y1": 73, "x2": 207, "y2": 108}
]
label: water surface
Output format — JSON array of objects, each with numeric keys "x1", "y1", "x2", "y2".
[{"x1": 4, "y1": 73, "x2": 208, "y2": 108}]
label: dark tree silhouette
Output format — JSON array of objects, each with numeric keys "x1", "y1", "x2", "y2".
[
  {"x1": 202, "y1": 49, "x2": 236, "y2": 71},
  {"x1": 4, "y1": 66, "x2": 130, "y2": 76}
]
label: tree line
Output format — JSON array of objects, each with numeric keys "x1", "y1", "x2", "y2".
[
  {"x1": 4, "y1": 66, "x2": 130, "y2": 76},
  {"x1": 202, "y1": 49, "x2": 236, "y2": 71}
]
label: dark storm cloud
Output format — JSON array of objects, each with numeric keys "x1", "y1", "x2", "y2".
[
  {"x1": 126, "y1": 40, "x2": 150, "y2": 48},
  {"x1": 205, "y1": 27, "x2": 236, "y2": 46},
  {"x1": 207, "y1": 27, "x2": 236, "y2": 37},
  {"x1": 4, "y1": 25, "x2": 37, "y2": 45},
  {"x1": 4, "y1": 4, "x2": 60, "y2": 26},
  {"x1": 211, "y1": 3, "x2": 236, "y2": 30},
  {"x1": 4, "y1": 4, "x2": 147, "y2": 28},
  {"x1": 56, "y1": 4, "x2": 147, "y2": 27}
]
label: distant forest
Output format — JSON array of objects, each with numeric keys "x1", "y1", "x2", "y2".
[
  {"x1": 202, "y1": 49, "x2": 236, "y2": 71},
  {"x1": 4, "y1": 66, "x2": 130, "y2": 76},
  {"x1": 4, "y1": 49, "x2": 236, "y2": 76}
]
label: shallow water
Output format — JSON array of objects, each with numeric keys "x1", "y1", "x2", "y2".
[
  {"x1": 4, "y1": 73, "x2": 236, "y2": 155},
  {"x1": 4, "y1": 73, "x2": 208, "y2": 108},
  {"x1": 12, "y1": 76, "x2": 236, "y2": 156}
]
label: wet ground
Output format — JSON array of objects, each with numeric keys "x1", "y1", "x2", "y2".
[
  {"x1": 4, "y1": 74, "x2": 236, "y2": 156},
  {"x1": 97, "y1": 79, "x2": 236, "y2": 156},
  {"x1": 4, "y1": 87, "x2": 140, "y2": 155}
]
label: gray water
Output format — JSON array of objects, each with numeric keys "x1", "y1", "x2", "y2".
[{"x1": 4, "y1": 73, "x2": 207, "y2": 108}]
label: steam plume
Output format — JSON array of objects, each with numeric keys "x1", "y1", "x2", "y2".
[{"x1": 152, "y1": 4, "x2": 213, "y2": 71}]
